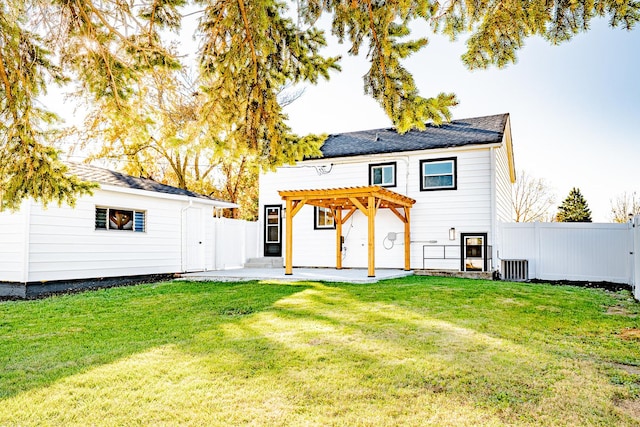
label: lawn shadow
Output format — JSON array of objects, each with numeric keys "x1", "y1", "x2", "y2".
[
  {"x1": 189, "y1": 280, "x2": 638, "y2": 425},
  {"x1": 0, "y1": 280, "x2": 309, "y2": 400},
  {"x1": 0, "y1": 278, "x2": 638, "y2": 425}
]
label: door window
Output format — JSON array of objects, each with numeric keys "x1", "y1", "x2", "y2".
[
  {"x1": 463, "y1": 235, "x2": 485, "y2": 271},
  {"x1": 266, "y1": 207, "x2": 280, "y2": 243}
]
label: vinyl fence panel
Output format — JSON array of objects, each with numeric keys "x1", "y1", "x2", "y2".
[
  {"x1": 213, "y1": 218, "x2": 259, "y2": 270},
  {"x1": 499, "y1": 222, "x2": 632, "y2": 285}
]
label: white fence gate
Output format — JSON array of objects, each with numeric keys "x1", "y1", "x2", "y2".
[
  {"x1": 212, "y1": 218, "x2": 259, "y2": 270},
  {"x1": 499, "y1": 222, "x2": 635, "y2": 290}
]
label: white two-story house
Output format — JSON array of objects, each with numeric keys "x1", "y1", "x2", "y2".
[{"x1": 258, "y1": 113, "x2": 515, "y2": 274}]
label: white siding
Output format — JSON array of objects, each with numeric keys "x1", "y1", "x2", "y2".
[
  {"x1": 24, "y1": 189, "x2": 214, "y2": 282},
  {"x1": 259, "y1": 147, "x2": 498, "y2": 269},
  {"x1": 0, "y1": 204, "x2": 28, "y2": 282},
  {"x1": 493, "y1": 133, "x2": 515, "y2": 268},
  {"x1": 494, "y1": 144, "x2": 513, "y2": 223}
]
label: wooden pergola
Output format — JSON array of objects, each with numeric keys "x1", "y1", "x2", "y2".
[{"x1": 278, "y1": 186, "x2": 416, "y2": 277}]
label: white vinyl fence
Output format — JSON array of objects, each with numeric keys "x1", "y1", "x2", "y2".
[
  {"x1": 634, "y1": 217, "x2": 640, "y2": 301},
  {"x1": 212, "y1": 218, "x2": 259, "y2": 270},
  {"x1": 216, "y1": 218, "x2": 640, "y2": 301},
  {"x1": 499, "y1": 222, "x2": 634, "y2": 290}
]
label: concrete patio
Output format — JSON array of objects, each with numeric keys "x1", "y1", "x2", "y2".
[{"x1": 179, "y1": 268, "x2": 414, "y2": 284}]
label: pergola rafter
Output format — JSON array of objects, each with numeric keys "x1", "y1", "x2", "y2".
[{"x1": 278, "y1": 185, "x2": 416, "y2": 277}]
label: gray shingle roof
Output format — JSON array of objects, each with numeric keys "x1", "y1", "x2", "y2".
[
  {"x1": 66, "y1": 162, "x2": 235, "y2": 205},
  {"x1": 318, "y1": 113, "x2": 509, "y2": 159}
]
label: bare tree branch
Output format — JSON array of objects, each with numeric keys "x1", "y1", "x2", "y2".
[{"x1": 512, "y1": 170, "x2": 556, "y2": 222}]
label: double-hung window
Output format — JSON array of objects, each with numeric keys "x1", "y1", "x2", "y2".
[
  {"x1": 369, "y1": 162, "x2": 396, "y2": 187},
  {"x1": 420, "y1": 158, "x2": 457, "y2": 191},
  {"x1": 95, "y1": 207, "x2": 146, "y2": 232},
  {"x1": 314, "y1": 206, "x2": 335, "y2": 229}
]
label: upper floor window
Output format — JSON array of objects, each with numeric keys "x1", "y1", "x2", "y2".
[
  {"x1": 95, "y1": 207, "x2": 146, "y2": 232},
  {"x1": 314, "y1": 206, "x2": 335, "y2": 229},
  {"x1": 369, "y1": 162, "x2": 396, "y2": 187},
  {"x1": 420, "y1": 158, "x2": 457, "y2": 191}
]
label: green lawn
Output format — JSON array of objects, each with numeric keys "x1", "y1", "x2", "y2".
[{"x1": 0, "y1": 276, "x2": 639, "y2": 426}]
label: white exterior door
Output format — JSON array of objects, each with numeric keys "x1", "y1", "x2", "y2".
[
  {"x1": 461, "y1": 233, "x2": 488, "y2": 272},
  {"x1": 184, "y1": 207, "x2": 205, "y2": 272},
  {"x1": 263, "y1": 205, "x2": 282, "y2": 257}
]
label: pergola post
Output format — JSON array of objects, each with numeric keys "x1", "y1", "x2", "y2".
[
  {"x1": 335, "y1": 208, "x2": 342, "y2": 270},
  {"x1": 367, "y1": 195, "x2": 375, "y2": 277},
  {"x1": 404, "y1": 207, "x2": 411, "y2": 271},
  {"x1": 285, "y1": 198, "x2": 293, "y2": 275}
]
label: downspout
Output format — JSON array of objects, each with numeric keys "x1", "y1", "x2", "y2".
[
  {"x1": 180, "y1": 200, "x2": 194, "y2": 272},
  {"x1": 401, "y1": 156, "x2": 412, "y2": 267},
  {"x1": 490, "y1": 147, "x2": 497, "y2": 272},
  {"x1": 401, "y1": 156, "x2": 410, "y2": 196},
  {"x1": 22, "y1": 200, "x2": 32, "y2": 285}
]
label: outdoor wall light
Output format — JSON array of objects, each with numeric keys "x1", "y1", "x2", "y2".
[{"x1": 449, "y1": 227, "x2": 456, "y2": 240}]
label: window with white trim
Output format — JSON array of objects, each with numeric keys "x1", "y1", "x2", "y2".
[
  {"x1": 314, "y1": 206, "x2": 335, "y2": 229},
  {"x1": 420, "y1": 158, "x2": 457, "y2": 191},
  {"x1": 95, "y1": 207, "x2": 146, "y2": 232},
  {"x1": 369, "y1": 162, "x2": 396, "y2": 187}
]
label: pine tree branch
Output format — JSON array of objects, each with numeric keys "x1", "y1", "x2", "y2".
[
  {"x1": 365, "y1": 0, "x2": 388, "y2": 89},
  {"x1": 0, "y1": 49, "x2": 16, "y2": 121},
  {"x1": 200, "y1": 1, "x2": 229, "y2": 54},
  {"x1": 82, "y1": 0, "x2": 131, "y2": 45},
  {"x1": 237, "y1": 0, "x2": 258, "y2": 81},
  {"x1": 72, "y1": 2, "x2": 124, "y2": 107},
  {"x1": 148, "y1": 0, "x2": 160, "y2": 44}
]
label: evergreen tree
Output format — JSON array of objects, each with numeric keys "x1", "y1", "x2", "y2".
[
  {"x1": 556, "y1": 187, "x2": 593, "y2": 222},
  {"x1": 2, "y1": 0, "x2": 639, "y2": 209}
]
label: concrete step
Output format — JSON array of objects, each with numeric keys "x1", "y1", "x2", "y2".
[{"x1": 244, "y1": 257, "x2": 284, "y2": 268}]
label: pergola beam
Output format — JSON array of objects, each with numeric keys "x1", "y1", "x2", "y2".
[
  {"x1": 349, "y1": 197, "x2": 368, "y2": 216},
  {"x1": 342, "y1": 207, "x2": 357, "y2": 223},
  {"x1": 388, "y1": 206, "x2": 406, "y2": 223},
  {"x1": 291, "y1": 199, "x2": 306, "y2": 217}
]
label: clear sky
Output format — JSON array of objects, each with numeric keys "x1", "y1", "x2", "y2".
[{"x1": 283, "y1": 18, "x2": 640, "y2": 222}]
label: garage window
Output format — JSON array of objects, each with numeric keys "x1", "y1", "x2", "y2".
[{"x1": 95, "y1": 207, "x2": 146, "y2": 232}]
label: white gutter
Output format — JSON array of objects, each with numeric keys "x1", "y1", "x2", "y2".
[{"x1": 296, "y1": 143, "x2": 505, "y2": 167}]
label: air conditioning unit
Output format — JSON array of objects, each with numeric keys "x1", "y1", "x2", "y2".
[{"x1": 501, "y1": 259, "x2": 529, "y2": 282}]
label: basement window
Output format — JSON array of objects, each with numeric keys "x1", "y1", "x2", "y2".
[{"x1": 95, "y1": 207, "x2": 146, "y2": 232}]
